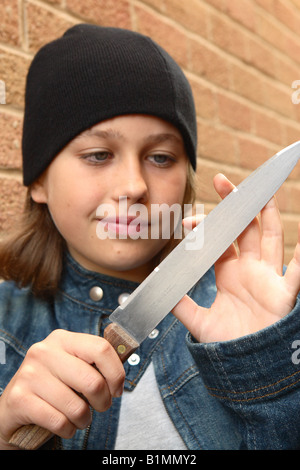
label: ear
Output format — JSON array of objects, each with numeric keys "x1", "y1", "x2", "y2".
[{"x1": 30, "y1": 177, "x2": 48, "y2": 204}]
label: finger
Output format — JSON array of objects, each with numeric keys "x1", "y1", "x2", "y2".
[
  {"x1": 182, "y1": 214, "x2": 205, "y2": 231},
  {"x1": 260, "y1": 196, "x2": 284, "y2": 274},
  {"x1": 213, "y1": 173, "x2": 238, "y2": 262},
  {"x1": 236, "y1": 217, "x2": 261, "y2": 260},
  {"x1": 284, "y1": 222, "x2": 300, "y2": 299},
  {"x1": 214, "y1": 173, "x2": 261, "y2": 260},
  {"x1": 51, "y1": 352, "x2": 114, "y2": 413},
  {"x1": 17, "y1": 396, "x2": 77, "y2": 441},
  {"x1": 4, "y1": 382, "x2": 77, "y2": 441},
  {"x1": 213, "y1": 173, "x2": 235, "y2": 199},
  {"x1": 69, "y1": 336, "x2": 126, "y2": 400},
  {"x1": 24, "y1": 368, "x2": 92, "y2": 430},
  {"x1": 45, "y1": 331, "x2": 125, "y2": 407},
  {"x1": 26, "y1": 336, "x2": 115, "y2": 414},
  {"x1": 172, "y1": 294, "x2": 205, "y2": 341}
]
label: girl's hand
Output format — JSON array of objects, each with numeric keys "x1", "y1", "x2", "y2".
[
  {"x1": 0, "y1": 330, "x2": 125, "y2": 448},
  {"x1": 173, "y1": 174, "x2": 300, "y2": 343}
]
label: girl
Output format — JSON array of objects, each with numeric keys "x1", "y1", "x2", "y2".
[{"x1": 0, "y1": 24, "x2": 299, "y2": 450}]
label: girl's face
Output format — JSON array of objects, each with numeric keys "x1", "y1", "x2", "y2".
[{"x1": 31, "y1": 115, "x2": 188, "y2": 281}]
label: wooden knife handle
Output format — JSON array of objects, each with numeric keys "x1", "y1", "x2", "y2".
[
  {"x1": 9, "y1": 424, "x2": 52, "y2": 450},
  {"x1": 9, "y1": 323, "x2": 139, "y2": 450},
  {"x1": 104, "y1": 322, "x2": 139, "y2": 362}
]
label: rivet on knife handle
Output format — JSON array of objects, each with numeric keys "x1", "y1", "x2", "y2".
[
  {"x1": 9, "y1": 322, "x2": 139, "y2": 450},
  {"x1": 104, "y1": 322, "x2": 139, "y2": 362}
]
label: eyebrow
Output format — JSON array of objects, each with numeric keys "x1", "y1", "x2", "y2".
[
  {"x1": 72, "y1": 128, "x2": 124, "y2": 142},
  {"x1": 71, "y1": 129, "x2": 183, "y2": 146}
]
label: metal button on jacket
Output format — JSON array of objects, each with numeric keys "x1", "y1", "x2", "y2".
[
  {"x1": 89, "y1": 286, "x2": 104, "y2": 301},
  {"x1": 148, "y1": 329, "x2": 159, "y2": 339},
  {"x1": 118, "y1": 293, "x2": 130, "y2": 305},
  {"x1": 127, "y1": 353, "x2": 140, "y2": 366}
]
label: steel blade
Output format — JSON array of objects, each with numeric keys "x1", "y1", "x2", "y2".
[{"x1": 110, "y1": 141, "x2": 300, "y2": 344}]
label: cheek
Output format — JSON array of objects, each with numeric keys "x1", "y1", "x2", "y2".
[
  {"x1": 155, "y1": 171, "x2": 187, "y2": 205},
  {"x1": 45, "y1": 183, "x2": 94, "y2": 238}
]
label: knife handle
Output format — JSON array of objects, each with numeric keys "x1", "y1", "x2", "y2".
[
  {"x1": 8, "y1": 424, "x2": 52, "y2": 450},
  {"x1": 104, "y1": 322, "x2": 139, "y2": 362},
  {"x1": 9, "y1": 322, "x2": 139, "y2": 450}
]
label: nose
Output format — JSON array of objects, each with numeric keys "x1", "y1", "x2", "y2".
[{"x1": 112, "y1": 158, "x2": 149, "y2": 205}]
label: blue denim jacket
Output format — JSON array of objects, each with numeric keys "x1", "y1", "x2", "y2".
[{"x1": 1, "y1": 253, "x2": 300, "y2": 450}]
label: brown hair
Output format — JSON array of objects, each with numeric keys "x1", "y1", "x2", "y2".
[{"x1": 0, "y1": 164, "x2": 196, "y2": 299}]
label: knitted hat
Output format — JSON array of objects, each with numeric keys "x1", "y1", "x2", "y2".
[{"x1": 22, "y1": 24, "x2": 197, "y2": 186}]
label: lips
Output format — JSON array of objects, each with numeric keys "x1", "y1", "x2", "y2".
[{"x1": 97, "y1": 215, "x2": 149, "y2": 237}]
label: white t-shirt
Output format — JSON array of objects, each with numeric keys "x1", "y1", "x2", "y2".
[{"x1": 114, "y1": 362, "x2": 187, "y2": 450}]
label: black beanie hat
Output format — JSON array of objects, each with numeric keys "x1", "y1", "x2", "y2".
[{"x1": 22, "y1": 24, "x2": 197, "y2": 186}]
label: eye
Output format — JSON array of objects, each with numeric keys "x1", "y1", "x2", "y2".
[
  {"x1": 80, "y1": 151, "x2": 113, "y2": 164},
  {"x1": 147, "y1": 154, "x2": 175, "y2": 167}
]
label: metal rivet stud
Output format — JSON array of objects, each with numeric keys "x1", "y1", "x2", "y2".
[
  {"x1": 117, "y1": 344, "x2": 126, "y2": 355},
  {"x1": 118, "y1": 293, "x2": 130, "y2": 305},
  {"x1": 89, "y1": 286, "x2": 104, "y2": 301},
  {"x1": 127, "y1": 353, "x2": 140, "y2": 366},
  {"x1": 148, "y1": 329, "x2": 159, "y2": 339}
]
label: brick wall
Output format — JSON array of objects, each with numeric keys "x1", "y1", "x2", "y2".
[{"x1": 0, "y1": 0, "x2": 299, "y2": 264}]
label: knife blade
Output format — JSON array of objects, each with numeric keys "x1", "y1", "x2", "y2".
[
  {"x1": 9, "y1": 141, "x2": 300, "y2": 449},
  {"x1": 104, "y1": 140, "x2": 300, "y2": 359}
]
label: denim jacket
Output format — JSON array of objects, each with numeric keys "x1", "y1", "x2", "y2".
[{"x1": 1, "y1": 253, "x2": 300, "y2": 450}]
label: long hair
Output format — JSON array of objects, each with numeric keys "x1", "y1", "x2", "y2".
[{"x1": 0, "y1": 164, "x2": 196, "y2": 299}]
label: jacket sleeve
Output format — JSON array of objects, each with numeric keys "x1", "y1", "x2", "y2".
[{"x1": 186, "y1": 296, "x2": 300, "y2": 449}]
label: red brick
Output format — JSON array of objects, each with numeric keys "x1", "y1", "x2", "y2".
[
  {"x1": 262, "y1": 80, "x2": 298, "y2": 120},
  {"x1": 273, "y1": 0, "x2": 300, "y2": 34},
  {"x1": 210, "y1": 10, "x2": 248, "y2": 61},
  {"x1": 253, "y1": 0, "x2": 274, "y2": 14},
  {"x1": 197, "y1": 120, "x2": 238, "y2": 165},
  {"x1": 26, "y1": 1, "x2": 77, "y2": 53},
  {"x1": 290, "y1": 0, "x2": 300, "y2": 10},
  {"x1": 224, "y1": 0, "x2": 256, "y2": 31},
  {"x1": 252, "y1": 108, "x2": 285, "y2": 146},
  {"x1": 46, "y1": 0, "x2": 64, "y2": 6},
  {"x1": 203, "y1": 0, "x2": 226, "y2": 13},
  {"x1": 237, "y1": 136, "x2": 276, "y2": 169},
  {"x1": 195, "y1": 159, "x2": 221, "y2": 204},
  {"x1": 275, "y1": 56, "x2": 300, "y2": 87},
  {"x1": 217, "y1": 92, "x2": 252, "y2": 132},
  {"x1": 134, "y1": 5, "x2": 189, "y2": 69},
  {"x1": 246, "y1": 36, "x2": 277, "y2": 79},
  {"x1": 255, "y1": 9, "x2": 300, "y2": 66},
  {"x1": 276, "y1": 179, "x2": 300, "y2": 214},
  {"x1": 195, "y1": 157, "x2": 246, "y2": 203},
  {"x1": 163, "y1": 0, "x2": 210, "y2": 37},
  {"x1": 188, "y1": 75, "x2": 217, "y2": 121},
  {"x1": 230, "y1": 62, "x2": 265, "y2": 106},
  {"x1": 282, "y1": 213, "x2": 300, "y2": 245},
  {"x1": 0, "y1": 48, "x2": 30, "y2": 109},
  {"x1": 255, "y1": 10, "x2": 287, "y2": 52},
  {"x1": 284, "y1": 122, "x2": 300, "y2": 155},
  {"x1": 65, "y1": 0, "x2": 131, "y2": 29},
  {"x1": 0, "y1": 0, "x2": 21, "y2": 47},
  {"x1": 0, "y1": 111, "x2": 23, "y2": 169},
  {"x1": 141, "y1": 0, "x2": 164, "y2": 10},
  {"x1": 0, "y1": 177, "x2": 26, "y2": 233},
  {"x1": 190, "y1": 38, "x2": 230, "y2": 89}
]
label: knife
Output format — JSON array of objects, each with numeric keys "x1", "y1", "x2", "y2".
[{"x1": 9, "y1": 141, "x2": 300, "y2": 449}]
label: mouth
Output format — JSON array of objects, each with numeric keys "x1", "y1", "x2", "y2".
[{"x1": 96, "y1": 216, "x2": 150, "y2": 237}]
